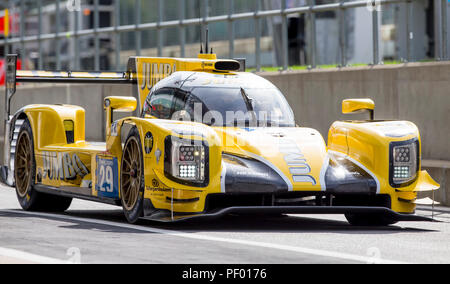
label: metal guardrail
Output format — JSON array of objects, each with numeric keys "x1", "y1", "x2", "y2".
[{"x1": 1, "y1": 0, "x2": 449, "y2": 71}]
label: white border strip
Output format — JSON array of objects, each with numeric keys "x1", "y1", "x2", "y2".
[
  {"x1": 220, "y1": 162, "x2": 227, "y2": 193},
  {"x1": 0, "y1": 247, "x2": 67, "y2": 264},
  {"x1": 328, "y1": 150, "x2": 381, "y2": 194},
  {"x1": 319, "y1": 155, "x2": 330, "y2": 191},
  {"x1": 0, "y1": 209, "x2": 405, "y2": 264}
]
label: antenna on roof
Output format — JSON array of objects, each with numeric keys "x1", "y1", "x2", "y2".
[
  {"x1": 199, "y1": 3, "x2": 203, "y2": 54},
  {"x1": 205, "y1": 28, "x2": 209, "y2": 54},
  {"x1": 197, "y1": 4, "x2": 215, "y2": 58}
]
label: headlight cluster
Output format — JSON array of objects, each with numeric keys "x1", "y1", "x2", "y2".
[
  {"x1": 164, "y1": 137, "x2": 207, "y2": 185},
  {"x1": 391, "y1": 140, "x2": 419, "y2": 186},
  {"x1": 177, "y1": 145, "x2": 205, "y2": 180}
]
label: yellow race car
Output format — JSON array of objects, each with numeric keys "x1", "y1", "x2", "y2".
[{"x1": 1, "y1": 51, "x2": 440, "y2": 225}]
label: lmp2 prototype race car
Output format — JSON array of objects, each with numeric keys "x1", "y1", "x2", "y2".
[{"x1": 0, "y1": 49, "x2": 440, "y2": 225}]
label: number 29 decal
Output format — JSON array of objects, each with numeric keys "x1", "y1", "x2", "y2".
[{"x1": 96, "y1": 156, "x2": 119, "y2": 198}]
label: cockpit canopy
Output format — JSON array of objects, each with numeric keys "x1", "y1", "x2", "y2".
[{"x1": 142, "y1": 72, "x2": 296, "y2": 127}]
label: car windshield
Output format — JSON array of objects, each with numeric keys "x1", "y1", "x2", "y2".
[{"x1": 185, "y1": 87, "x2": 295, "y2": 127}]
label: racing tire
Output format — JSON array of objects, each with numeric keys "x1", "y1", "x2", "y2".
[
  {"x1": 345, "y1": 213, "x2": 398, "y2": 226},
  {"x1": 14, "y1": 119, "x2": 72, "y2": 212},
  {"x1": 120, "y1": 127, "x2": 145, "y2": 224}
]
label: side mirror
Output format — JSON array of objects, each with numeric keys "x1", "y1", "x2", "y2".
[
  {"x1": 342, "y1": 98, "x2": 375, "y2": 120},
  {"x1": 104, "y1": 96, "x2": 137, "y2": 137},
  {"x1": 104, "y1": 96, "x2": 137, "y2": 112}
]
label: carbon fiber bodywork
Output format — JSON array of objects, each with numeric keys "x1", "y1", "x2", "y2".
[
  {"x1": 223, "y1": 154, "x2": 289, "y2": 194},
  {"x1": 325, "y1": 154, "x2": 378, "y2": 194},
  {"x1": 221, "y1": 153, "x2": 378, "y2": 195}
]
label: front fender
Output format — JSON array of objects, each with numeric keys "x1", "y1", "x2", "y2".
[
  {"x1": 328, "y1": 120, "x2": 440, "y2": 213},
  {"x1": 328, "y1": 120, "x2": 422, "y2": 194},
  {"x1": 108, "y1": 118, "x2": 223, "y2": 213}
]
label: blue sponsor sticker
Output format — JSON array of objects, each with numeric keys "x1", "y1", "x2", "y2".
[{"x1": 95, "y1": 156, "x2": 119, "y2": 199}]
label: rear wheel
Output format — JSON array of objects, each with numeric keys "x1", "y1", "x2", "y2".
[
  {"x1": 120, "y1": 127, "x2": 145, "y2": 224},
  {"x1": 345, "y1": 213, "x2": 398, "y2": 226},
  {"x1": 15, "y1": 119, "x2": 72, "y2": 212}
]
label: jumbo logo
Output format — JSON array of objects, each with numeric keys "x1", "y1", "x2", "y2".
[
  {"x1": 140, "y1": 63, "x2": 177, "y2": 91},
  {"x1": 42, "y1": 152, "x2": 90, "y2": 181},
  {"x1": 278, "y1": 139, "x2": 316, "y2": 185}
]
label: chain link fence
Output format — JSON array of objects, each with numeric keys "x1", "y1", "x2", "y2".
[{"x1": 0, "y1": 0, "x2": 448, "y2": 71}]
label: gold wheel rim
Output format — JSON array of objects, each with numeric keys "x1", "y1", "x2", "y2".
[
  {"x1": 121, "y1": 137, "x2": 142, "y2": 211},
  {"x1": 15, "y1": 131, "x2": 32, "y2": 198}
]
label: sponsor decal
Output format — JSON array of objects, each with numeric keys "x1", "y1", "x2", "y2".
[
  {"x1": 155, "y1": 149, "x2": 162, "y2": 164},
  {"x1": 201, "y1": 61, "x2": 214, "y2": 69},
  {"x1": 372, "y1": 121, "x2": 416, "y2": 138},
  {"x1": 144, "y1": 132, "x2": 154, "y2": 154},
  {"x1": 110, "y1": 120, "x2": 119, "y2": 137},
  {"x1": 146, "y1": 187, "x2": 171, "y2": 193},
  {"x1": 200, "y1": 76, "x2": 242, "y2": 86},
  {"x1": 146, "y1": 179, "x2": 171, "y2": 196},
  {"x1": 278, "y1": 138, "x2": 316, "y2": 185},
  {"x1": 235, "y1": 170, "x2": 269, "y2": 178},
  {"x1": 146, "y1": 186, "x2": 171, "y2": 197},
  {"x1": 95, "y1": 156, "x2": 119, "y2": 198},
  {"x1": 41, "y1": 152, "x2": 89, "y2": 181},
  {"x1": 140, "y1": 63, "x2": 176, "y2": 91}
]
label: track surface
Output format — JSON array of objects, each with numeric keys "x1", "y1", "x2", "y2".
[{"x1": 0, "y1": 184, "x2": 449, "y2": 264}]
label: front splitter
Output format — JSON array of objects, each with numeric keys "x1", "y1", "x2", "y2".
[{"x1": 140, "y1": 206, "x2": 434, "y2": 223}]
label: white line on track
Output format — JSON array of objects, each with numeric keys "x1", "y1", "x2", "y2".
[
  {"x1": 0, "y1": 247, "x2": 66, "y2": 264},
  {"x1": 0, "y1": 209, "x2": 407, "y2": 264}
]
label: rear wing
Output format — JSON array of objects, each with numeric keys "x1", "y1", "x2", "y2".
[
  {"x1": 5, "y1": 54, "x2": 136, "y2": 120},
  {"x1": 17, "y1": 70, "x2": 132, "y2": 84},
  {"x1": 1, "y1": 54, "x2": 136, "y2": 185}
]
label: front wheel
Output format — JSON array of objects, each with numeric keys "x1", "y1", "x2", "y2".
[
  {"x1": 120, "y1": 127, "x2": 145, "y2": 224},
  {"x1": 345, "y1": 213, "x2": 398, "y2": 226}
]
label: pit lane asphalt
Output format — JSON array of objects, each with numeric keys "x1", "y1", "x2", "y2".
[{"x1": 0, "y1": 184, "x2": 449, "y2": 264}]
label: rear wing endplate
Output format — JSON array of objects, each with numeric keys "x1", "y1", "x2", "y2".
[{"x1": 1, "y1": 55, "x2": 18, "y2": 185}]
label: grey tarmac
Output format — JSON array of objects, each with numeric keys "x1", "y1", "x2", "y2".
[{"x1": 0, "y1": 184, "x2": 448, "y2": 264}]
